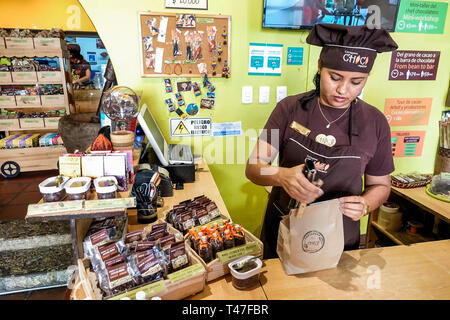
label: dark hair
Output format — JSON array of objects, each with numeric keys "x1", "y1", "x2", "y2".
[{"x1": 299, "y1": 72, "x2": 320, "y2": 110}]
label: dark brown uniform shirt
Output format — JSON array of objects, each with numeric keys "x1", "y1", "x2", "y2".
[{"x1": 262, "y1": 91, "x2": 394, "y2": 177}]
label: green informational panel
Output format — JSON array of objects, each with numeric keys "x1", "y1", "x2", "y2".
[{"x1": 395, "y1": 0, "x2": 448, "y2": 34}]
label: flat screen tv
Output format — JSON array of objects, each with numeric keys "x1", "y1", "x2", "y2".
[{"x1": 262, "y1": 0, "x2": 400, "y2": 31}]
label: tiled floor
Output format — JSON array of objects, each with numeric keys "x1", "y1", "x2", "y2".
[{"x1": 0, "y1": 169, "x2": 67, "y2": 300}]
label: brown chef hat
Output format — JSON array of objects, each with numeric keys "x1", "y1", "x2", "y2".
[{"x1": 306, "y1": 23, "x2": 398, "y2": 73}]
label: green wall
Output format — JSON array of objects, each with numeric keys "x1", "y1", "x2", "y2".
[{"x1": 79, "y1": 0, "x2": 450, "y2": 237}]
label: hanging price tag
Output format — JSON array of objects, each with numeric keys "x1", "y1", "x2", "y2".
[{"x1": 165, "y1": 0, "x2": 208, "y2": 10}]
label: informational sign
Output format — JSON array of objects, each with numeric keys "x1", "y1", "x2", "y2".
[
  {"x1": 287, "y1": 47, "x2": 303, "y2": 65},
  {"x1": 391, "y1": 131, "x2": 426, "y2": 157},
  {"x1": 395, "y1": 0, "x2": 448, "y2": 34},
  {"x1": 248, "y1": 43, "x2": 283, "y2": 76},
  {"x1": 384, "y1": 98, "x2": 432, "y2": 126},
  {"x1": 212, "y1": 121, "x2": 242, "y2": 137},
  {"x1": 287, "y1": 47, "x2": 303, "y2": 66},
  {"x1": 165, "y1": 0, "x2": 208, "y2": 10},
  {"x1": 170, "y1": 117, "x2": 211, "y2": 137},
  {"x1": 389, "y1": 50, "x2": 440, "y2": 81}
]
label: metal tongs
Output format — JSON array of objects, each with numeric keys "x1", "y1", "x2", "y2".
[{"x1": 288, "y1": 159, "x2": 324, "y2": 218}]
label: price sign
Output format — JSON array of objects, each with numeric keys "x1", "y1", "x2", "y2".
[
  {"x1": 165, "y1": 0, "x2": 208, "y2": 10},
  {"x1": 217, "y1": 242, "x2": 260, "y2": 263}
]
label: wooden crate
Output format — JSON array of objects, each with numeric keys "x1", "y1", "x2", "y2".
[
  {"x1": 11, "y1": 71, "x2": 38, "y2": 83},
  {"x1": 0, "y1": 71, "x2": 12, "y2": 83},
  {"x1": 19, "y1": 117, "x2": 45, "y2": 129},
  {"x1": 186, "y1": 226, "x2": 264, "y2": 282},
  {"x1": 16, "y1": 95, "x2": 41, "y2": 107},
  {"x1": 73, "y1": 247, "x2": 206, "y2": 300},
  {"x1": 0, "y1": 95, "x2": 16, "y2": 107},
  {"x1": 33, "y1": 37, "x2": 63, "y2": 49},
  {"x1": 0, "y1": 145, "x2": 67, "y2": 172},
  {"x1": 71, "y1": 220, "x2": 206, "y2": 300},
  {"x1": 37, "y1": 71, "x2": 64, "y2": 83},
  {"x1": 4, "y1": 37, "x2": 34, "y2": 49},
  {"x1": 44, "y1": 116, "x2": 60, "y2": 129},
  {"x1": 0, "y1": 118, "x2": 19, "y2": 131},
  {"x1": 41, "y1": 94, "x2": 65, "y2": 106}
]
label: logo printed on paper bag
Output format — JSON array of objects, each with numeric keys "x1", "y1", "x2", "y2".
[{"x1": 302, "y1": 231, "x2": 325, "y2": 253}]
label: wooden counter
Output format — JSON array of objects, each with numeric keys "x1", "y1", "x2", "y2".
[
  {"x1": 260, "y1": 239, "x2": 450, "y2": 300},
  {"x1": 391, "y1": 186, "x2": 450, "y2": 223}
]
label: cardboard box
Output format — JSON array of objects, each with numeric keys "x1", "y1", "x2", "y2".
[
  {"x1": 11, "y1": 71, "x2": 38, "y2": 83},
  {"x1": 0, "y1": 71, "x2": 12, "y2": 84},
  {"x1": 0, "y1": 95, "x2": 16, "y2": 107},
  {"x1": 41, "y1": 94, "x2": 65, "y2": 106},
  {"x1": 37, "y1": 71, "x2": 63, "y2": 83},
  {"x1": 19, "y1": 118, "x2": 44, "y2": 129},
  {"x1": 16, "y1": 95, "x2": 41, "y2": 107},
  {"x1": 0, "y1": 119, "x2": 19, "y2": 131},
  {"x1": 4, "y1": 37, "x2": 34, "y2": 49},
  {"x1": 44, "y1": 117, "x2": 61, "y2": 129},
  {"x1": 33, "y1": 37, "x2": 62, "y2": 49}
]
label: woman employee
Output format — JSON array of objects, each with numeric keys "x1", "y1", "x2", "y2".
[{"x1": 246, "y1": 24, "x2": 398, "y2": 259}]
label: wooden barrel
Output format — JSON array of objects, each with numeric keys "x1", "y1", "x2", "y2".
[
  {"x1": 434, "y1": 147, "x2": 450, "y2": 175},
  {"x1": 110, "y1": 130, "x2": 135, "y2": 151}
]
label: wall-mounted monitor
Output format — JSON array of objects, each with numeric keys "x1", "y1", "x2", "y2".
[{"x1": 262, "y1": 0, "x2": 400, "y2": 31}]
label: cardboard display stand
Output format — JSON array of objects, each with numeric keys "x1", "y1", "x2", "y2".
[{"x1": 139, "y1": 12, "x2": 231, "y2": 78}]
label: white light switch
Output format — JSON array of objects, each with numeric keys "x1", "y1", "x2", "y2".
[
  {"x1": 259, "y1": 86, "x2": 270, "y2": 104},
  {"x1": 276, "y1": 86, "x2": 287, "y2": 103},
  {"x1": 242, "y1": 86, "x2": 253, "y2": 104}
]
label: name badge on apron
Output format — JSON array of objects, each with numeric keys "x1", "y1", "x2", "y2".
[{"x1": 290, "y1": 121, "x2": 311, "y2": 137}]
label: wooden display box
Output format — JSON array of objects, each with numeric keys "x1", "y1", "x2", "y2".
[
  {"x1": 0, "y1": 71, "x2": 12, "y2": 83},
  {"x1": 44, "y1": 116, "x2": 61, "y2": 129},
  {"x1": 41, "y1": 94, "x2": 65, "y2": 106},
  {"x1": 0, "y1": 118, "x2": 19, "y2": 131},
  {"x1": 4, "y1": 37, "x2": 34, "y2": 49},
  {"x1": 19, "y1": 117, "x2": 45, "y2": 129},
  {"x1": 37, "y1": 71, "x2": 63, "y2": 83},
  {"x1": 186, "y1": 226, "x2": 264, "y2": 282},
  {"x1": 11, "y1": 71, "x2": 38, "y2": 83},
  {"x1": 0, "y1": 95, "x2": 16, "y2": 107},
  {"x1": 16, "y1": 95, "x2": 41, "y2": 107},
  {"x1": 33, "y1": 37, "x2": 63, "y2": 49},
  {"x1": 70, "y1": 220, "x2": 206, "y2": 300}
]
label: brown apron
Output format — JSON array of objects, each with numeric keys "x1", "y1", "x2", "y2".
[{"x1": 260, "y1": 100, "x2": 368, "y2": 259}]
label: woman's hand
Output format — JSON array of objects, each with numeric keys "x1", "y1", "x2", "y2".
[
  {"x1": 278, "y1": 164, "x2": 324, "y2": 204},
  {"x1": 338, "y1": 196, "x2": 369, "y2": 221}
]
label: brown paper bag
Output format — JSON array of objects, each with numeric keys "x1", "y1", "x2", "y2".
[{"x1": 276, "y1": 198, "x2": 344, "y2": 275}]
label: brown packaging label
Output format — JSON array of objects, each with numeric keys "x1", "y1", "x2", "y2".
[
  {"x1": 147, "y1": 228, "x2": 167, "y2": 241},
  {"x1": 151, "y1": 222, "x2": 167, "y2": 232},
  {"x1": 136, "y1": 249, "x2": 155, "y2": 262},
  {"x1": 137, "y1": 254, "x2": 162, "y2": 277},
  {"x1": 125, "y1": 231, "x2": 143, "y2": 244},
  {"x1": 107, "y1": 262, "x2": 131, "y2": 288},
  {"x1": 159, "y1": 234, "x2": 176, "y2": 250},
  {"x1": 135, "y1": 240, "x2": 156, "y2": 252},
  {"x1": 104, "y1": 255, "x2": 125, "y2": 270},
  {"x1": 181, "y1": 212, "x2": 195, "y2": 231},
  {"x1": 90, "y1": 229, "x2": 109, "y2": 246},
  {"x1": 196, "y1": 208, "x2": 210, "y2": 225},
  {"x1": 98, "y1": 242, "x2": 119, "y2": 262}
]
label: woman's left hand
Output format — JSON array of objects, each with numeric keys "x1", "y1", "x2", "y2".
[{"x1": 338, "y1": 196, "x2": 369, "y2": 221}]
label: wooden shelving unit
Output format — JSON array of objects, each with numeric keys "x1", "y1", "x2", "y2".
[
  {"x1": 365, "y1": 186, "x2": 449, "y2": 248},
  {"x1": 0, "y1": 37, "x2": 75, "y2": 177}
]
